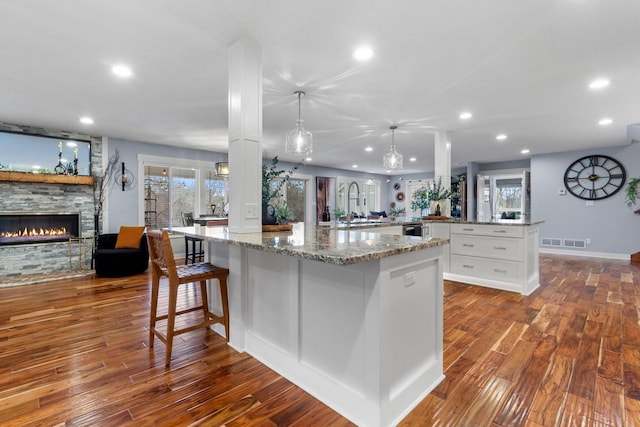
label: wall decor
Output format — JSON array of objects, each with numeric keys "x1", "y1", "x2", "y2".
[
  {"x1": 563, "y1": 154, "x2": 626, "y2": 200},
  {"x1": 396, "y1": 192, "x2": 405, "y2": 201}
]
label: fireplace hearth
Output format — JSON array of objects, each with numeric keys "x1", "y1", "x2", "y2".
[{"x1": 0, "y1": 212, "x2": 81, "y2": 246}]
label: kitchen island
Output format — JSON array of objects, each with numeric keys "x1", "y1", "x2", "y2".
[
  {"x1": 423, "y1": 219, "x2": 543, "y2": 295},
  {"x1": 171, "y1": 223, "x2": 448, "y2": 427}
]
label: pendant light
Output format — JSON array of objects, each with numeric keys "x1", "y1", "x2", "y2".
[
  {"x1": 383, "y1": 125, "x2": 403, "y2": 169},
  {"x1": 215, "y1": 162, "x2": 229, "y2": 176},
  {"x1": 285, "y1": 91, "x2": 313, "y2": 155}
]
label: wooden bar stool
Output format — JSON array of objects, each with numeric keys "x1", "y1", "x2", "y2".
[
  {"x1": 181, "y1": 212, "x2": 205, "y2": 264},
  {"x1": 146, "y1": 230, "x2": 230, "y2": 366}
]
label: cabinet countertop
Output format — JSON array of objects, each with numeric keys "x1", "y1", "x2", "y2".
[{"x1": 170, "y1": 222, "x2": 447, "y2": 266}]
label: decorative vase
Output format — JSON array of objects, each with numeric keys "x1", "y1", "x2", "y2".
[{"x1": 262, "y1": 203, "x2": 277, "y2": 225}]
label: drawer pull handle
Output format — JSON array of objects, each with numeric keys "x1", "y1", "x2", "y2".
[
  {"x1": 493, "y1": 230, "x2": 507, "y2": 233},
  {"x1": 462, "y1": 228, "x2": 474, "y2": 231},
  {"x1": 494, "y1": 246, "x2": 507, "y2": 250},
  {"x1": 463, "y1": 243, "x2": 474, "y2": 247},
  {"x1": 462, "y1": 264, "x2": 474, "y2": 269},
  {"x1": 493, "y1": 269, "x2": 507, "y2": 273}
]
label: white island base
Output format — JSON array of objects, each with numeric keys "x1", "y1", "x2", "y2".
[{"x1": 208, "y1": 242, "x2": 444, "y2": 427}]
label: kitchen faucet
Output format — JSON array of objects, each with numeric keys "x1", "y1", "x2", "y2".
[{"x1": 346, "y1": 181, "x2": 360, "y2": 227}]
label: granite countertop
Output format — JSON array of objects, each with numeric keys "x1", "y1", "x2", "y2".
[{"x1": 170, "y1": 223, "x2": 447, "y2": 265}]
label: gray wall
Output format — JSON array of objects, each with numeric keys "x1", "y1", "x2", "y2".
[
  {"x1": 105, "y1": 138, "x2": 393, "y2": 232},
  {"x1": 105, "y1": 138, "x2": 225, "y2": 233},
  {"x1": 531, "y1": 143, "x2": 640, "y2": 256}
]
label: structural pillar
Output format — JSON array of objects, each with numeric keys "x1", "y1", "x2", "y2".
[
  {"x1": 227, "y1": 38, "x2": 262, "y2": 233},
  {"x1": 434, "y1": 131, "x2": 452, "y2": 215}
]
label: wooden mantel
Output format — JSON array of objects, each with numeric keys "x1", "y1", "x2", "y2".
[{"x1": 0, "y1": 170, "x2": 94, "y2": 185}]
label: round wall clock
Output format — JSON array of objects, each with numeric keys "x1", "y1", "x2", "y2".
[{"x1": 563, "y1": 154, "x2": 626, "y2": 200}]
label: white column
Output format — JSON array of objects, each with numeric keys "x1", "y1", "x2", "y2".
[
  {"x1": 227, "y1": 38, "x2": 262, "y2": 233},
  {"x1": 434, "y1": 131, "x2": 452, "y2": 215}
]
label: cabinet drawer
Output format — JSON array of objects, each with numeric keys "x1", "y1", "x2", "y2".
[
  {"x1": 451, "y1": 223, "x2": 523, "y2": 238},
  {"x1": 451, "y1": 254, "x2": 523, "y2": 282},
  {"x1": 450, "y1": 234, "x2": 523, "y2": 261}
]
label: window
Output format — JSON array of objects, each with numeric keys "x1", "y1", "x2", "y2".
[{"x1": 142, "y1": 162, "x2": 222, "y2": 229}]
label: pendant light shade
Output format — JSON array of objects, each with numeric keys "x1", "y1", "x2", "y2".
[
  {"x1": 285, "y1": 91, "x2": 313, "y2": 155},
  {"x1": 215, "y1": 162, "x2": 229, "y2": 176},
  {"x1": 383, "y1": 125, "x2": 403, "y2": 169}
]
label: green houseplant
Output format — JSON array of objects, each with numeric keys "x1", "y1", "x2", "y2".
[
  {"x1": 389, "y1": 207, "x2": 405, "y2": 221},
  {"x1": 625, "y1": 176, "x2": 640, "y2": 214},
  {"x1": 261, "y1": 156, "x2": 302, "y2": 225}
]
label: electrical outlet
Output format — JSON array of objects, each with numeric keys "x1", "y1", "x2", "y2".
[
  {"x1": 405, "y1": 271, "x2": 415, "y2": 287},
  {"x1": 586, "y1": 238, "x2": 591, "y2": 245},
  {"x1": 245, "y1": 203, "x2": 257, "y2": 219}
]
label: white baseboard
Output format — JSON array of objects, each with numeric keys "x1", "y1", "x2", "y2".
[{"x1": 539, "y1": 247, "x2": 630, "y2": 261}]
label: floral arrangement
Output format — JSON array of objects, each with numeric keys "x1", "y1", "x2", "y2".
[{"x1": 410, "y1": 176, "x2": 452, "y2": 212}]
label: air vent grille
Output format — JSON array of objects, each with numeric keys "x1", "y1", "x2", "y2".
[
  {"x1": 563, "y1": 239, "x2": 586, "y2": 249},
  {"x1": 541, "y1": 237, "x2": 562, "y2": 247}
]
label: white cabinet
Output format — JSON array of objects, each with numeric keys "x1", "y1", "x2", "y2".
[{"x1": 445, "y1": 223, "x2": 540, "y2": 295}]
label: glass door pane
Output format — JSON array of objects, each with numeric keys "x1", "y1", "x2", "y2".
[
  {"x1": 170, "y1": 168, "x2": 196, "y2": 226},
  {"x1": 144, "y1": 166, "x2": 169, "y2": 230}
]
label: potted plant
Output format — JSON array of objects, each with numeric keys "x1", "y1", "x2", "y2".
[
  {"x1": 262, "y1": 157, "x2": 302, "y2": 225},
  {"x1": 333, "y1": 207, "x2": 347, "y2": 221},
  {"x1": 389, "y1": 207, "x2": 405, "y2": 221},
  {"x1": 625, "y1": 176, "x2": 640, "y2": 214}
]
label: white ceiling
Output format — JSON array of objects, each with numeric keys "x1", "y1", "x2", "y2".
[{"x1": 1, "y1": 1, "x2": 639, "y2": 175}]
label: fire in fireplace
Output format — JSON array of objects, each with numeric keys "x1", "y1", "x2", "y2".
[{"x1": 0, "y1": 212, "x2": 81, "y2": 246}]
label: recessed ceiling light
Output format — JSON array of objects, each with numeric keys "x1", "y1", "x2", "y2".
[
  {"x1": 352, "y1": 164, "x2": 358, "y2": 168},
  {"x1": 79, "y1": 116, "x2": 93, "y2": 125},
  {"x1": 496, "y1": 134, "x2": 508, "y2": 141},
  {"x1": 353, "y1": 47, "x2": 373, "y2": 61},
  {"x1": 459, "y1": 112, "x2": 472, "y2": 120},
  {"x1": 589, "y1": 79, "x2": 610, "y2": 89},
  {"x1": 365, "y1": 146, "x2": 373, "y2": 152},
  {"x1": 305, "y1": 157, "x2": 312, "y2": 162},
  {"x1": 112, "y1": 64, "x2": 133, "y2": 78},
  {"x1": 598, "y1": 118, "x2": 613, "y2": 126},
  {"x1": 409, "y1": 157, "x2": 417, "y2": 162},
  {"x1": 521, "y1": 149, "x2": 530, "y2": 154}
]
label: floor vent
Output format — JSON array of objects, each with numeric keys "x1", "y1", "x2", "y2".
[
  {"x1": 541, "y1": 237, "x2": 562, "y2": 247},
  {"x1": 563, "y1": 239, "x2": 586, "y2": 249}
]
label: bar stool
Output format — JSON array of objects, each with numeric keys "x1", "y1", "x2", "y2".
[
  {"x1": 146, "y1": 230, "x2": 230, "y2": 366},
  {"x1": 181, "y1": 212, "x2": 205, "y2": 264}
]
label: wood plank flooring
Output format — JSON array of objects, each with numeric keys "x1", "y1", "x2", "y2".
[{"x1": 0, "y1": 254, "x2": 638, "y2": 426}]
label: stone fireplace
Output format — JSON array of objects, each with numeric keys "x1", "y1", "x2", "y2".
[{"x1": 0, "y1": 122, "x2": 102, "y2": 283}]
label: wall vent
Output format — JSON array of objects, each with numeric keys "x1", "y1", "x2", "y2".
[
  {"x1": 541, "y1": 237, "x2": 562, "y2": 247},
  {"x1": 563, "y1": 239, "x2": 586, "y2": 249}
]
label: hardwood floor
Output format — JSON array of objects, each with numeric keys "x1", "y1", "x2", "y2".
[{"x1": 0, "y1": 254, "x2": 638, "y2": 426}]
